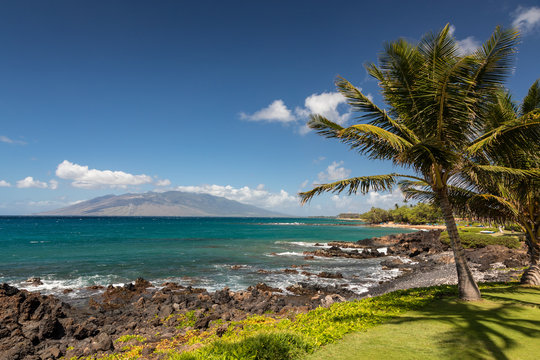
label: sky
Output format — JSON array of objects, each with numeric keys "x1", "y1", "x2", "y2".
[{"x1": 1, "y1": 0, "x2": 539, "y2": 216}]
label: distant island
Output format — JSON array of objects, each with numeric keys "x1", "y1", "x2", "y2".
[{"x1": 36, "y1": 191, "x2": 286, "y2": 217}]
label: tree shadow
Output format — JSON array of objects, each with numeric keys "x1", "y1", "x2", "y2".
[
  {"x1": 480, "y1": 286, "x2": 540, "y2": 308},
  {"x1": 390, "y1": 287, "x2": 540, "y2": 360}
]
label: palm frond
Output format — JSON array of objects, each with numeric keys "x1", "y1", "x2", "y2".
[
  {"x1": 467, "y1": 110, "x2": 540, "y2": 156},
  {"x1": 470, "y1": 164, "x2": 540, "y2": 183},
  {"x1": 308, "y1": 115, "x2": 412, "y2": 162},
  {"x1": 339, "y1": 124, "x2": 413, "y2": 152},
  {"x1": 307, "y1": 114, "x2": 345, "y2": 139},
  {"x1": 398, "y1": 179, "x2": 435, "y2": 202},
  {"x1": 399, "y1": 139, "x2": 457, "y2": 173},
  {"x1": 521, "y1": 79, "x2": 540, "y2": 115},
  {"x1": 298, "y1": 174, "x2": 399, "y2": 204},
  {"x1": 469, "y1": 26, "x2": 520, "y2": 95},
  {"x1": 335, "y1": 76, "x2": 420, "y2": 143}
]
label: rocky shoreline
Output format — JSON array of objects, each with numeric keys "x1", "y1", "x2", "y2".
[{"x1": 0, "y1": 230, "x2": 528, "y2": 360}]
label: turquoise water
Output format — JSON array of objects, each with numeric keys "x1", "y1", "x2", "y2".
[{"x1": 0, "y1": 217, "x2": 413, "y2": 296}]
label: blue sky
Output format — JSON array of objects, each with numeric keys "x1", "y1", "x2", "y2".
[{"x1": 1, "y1": 0, "x2": 539, "y2": 215}]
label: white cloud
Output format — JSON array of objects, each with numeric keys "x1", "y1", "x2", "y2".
[
  {"x1": 299, "y1": 179, "x2": 309, "y2": 189},
  {"x1": 298, "y1": 123, "x2": 312, "y2": 135},
  {"x1": 49, "y1": 179, "x2": 58, "y2": 190},
  {"x1": 296, "y1": 92, "x2": 351, "y2": 125},
  {"x1": 456, "y1": 36, "x2": 480, "y2": 55},
  {"x1": 329, "y1": 189, "x2": 404, "y2": 213},
  {"x1": 317, "y1": 161, "x2": 351, "y2": 182},
  {"x1": 0, "y1": 135, "x2": 26, "y2": 145},
  {"x1": 16, "y1": 176, "x2": 48, "y2": 189},
  {"x1": 176, "y1": 183, "x2": 297, "y2": 209},
  {"x1": 27, "y1": 200, "x2": 59, "y2": 207},
  {"x1": 512, "y1": 6, "x2": 540, "y2": 33},
  {"x1": 240, "y1": 91, "x2": 352, "y2": 135},
  {"x1": 449, "y1": 25, "x2": 480, "y2": 55},
  {"x1": 313, "y1": 156, "x2": 326, "y2": 164},
  {"x1": 367, "y1": 189, "x2": 405, "y2": 207},
  {"x1": 56, "y1": 160, "x2": 153, "y2": 189},
  {"x1": 331, "y1": 195, "x2": 357, "y2": 210},
  {"x1": 0, "y1": 180, "x2": 11, "y2": 187},
  {"x1": 295, "y1": 92, "x2": 351, "y2": 134},
  {"x1": 240, "y1": 100, "x2": 295, "y2": 123},
  {"x1": 155, "y1": 179, "x2": 171, "y2": 187}
]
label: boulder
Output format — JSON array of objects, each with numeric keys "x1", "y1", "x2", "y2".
[
  {"x1": 26, "y1": 278, "x2": 43, "y2": 286},
  {"x1": 317, "y1": 272, "x2": 344, "y2": 279},
  {"x1": 91, "y1": 332, "x2": 113, "y2": 352}
]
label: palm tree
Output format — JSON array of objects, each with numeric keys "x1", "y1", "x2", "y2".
[
  {"x1": 426, "y1": 81, "x2": 540, "y2": 285},
  {"x1": 298, "y1": 25, "x2": 532, "y2": 300}
]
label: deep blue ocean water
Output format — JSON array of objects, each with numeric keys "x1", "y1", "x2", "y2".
[{"x1": 0, "y1": 217, "x2": 414, "y2": 297}]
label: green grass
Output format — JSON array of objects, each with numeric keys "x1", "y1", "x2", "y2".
[
  {"x1": 305, "y1": 285, "x2": 540, "y2": 360},
  {"x1": 440, "y1": 231, "x2": 521, "y2": 249}
]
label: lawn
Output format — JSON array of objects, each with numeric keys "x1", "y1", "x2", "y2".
[{"x1": 305, "y1": 286, "x2": 540, "y2": 360}]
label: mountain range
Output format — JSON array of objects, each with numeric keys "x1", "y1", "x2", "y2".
[{"x1": 37, "y1": 191, "x2": 286, "y2": 217}]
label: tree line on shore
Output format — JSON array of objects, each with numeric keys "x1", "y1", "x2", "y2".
[
  {"x1": 299, "y1": 24, "x2": 540, "y2": 299},
  {"x1": 339, "y1": 203, "x2": 443, "y2": 225}
]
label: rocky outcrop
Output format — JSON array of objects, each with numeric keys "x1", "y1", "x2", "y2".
[
  {"x1": 305, "y1": 230, "x2": 448, "y2": 260},
  {"x1": 465, "y1": 245, "x2": 528, "y2": 271},
  {"x1": 303, "y1": 246, "x2": 385, "y2": 259},
  {"x1": 0, "y1": 283, "x2": 93, "y2": 360},
  {"x1": 0, "y1": 277, "x2": 352, "y2": 360}
]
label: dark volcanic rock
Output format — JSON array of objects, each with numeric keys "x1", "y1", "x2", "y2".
[
  {"x1": 304, "y1": 246, "x2": 384, "y2": 259},
  {"x1": 317, "y1": 271, "x2": 344, "y2": 279},
  {"x1": 380, "y1": 258, "x2": 405, "y2": 269},
  {"x1": 25, "y1": 277, "x2": 43, "y2": 286},
  {"x1": 466, "y1": 245, "x2": 528, "y2": 271},
  {"x1": 91, "y1": 332, "x2": 113, "y2": 352},
  {"x1": 0, "y1": 283, "x2": 91, "y2": 360}
]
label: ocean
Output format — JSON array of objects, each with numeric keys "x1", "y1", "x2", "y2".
[{"x1": 0, "y1": 216, "x2": 414, "y2": 299}]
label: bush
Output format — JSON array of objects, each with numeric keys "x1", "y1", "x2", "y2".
[
  {"x1": 440, "y1": 232, "x2": 521, "y2": 249},
  {"x1": 170, "y1": 332, "x2": 313, "y2": 360},
  {"x1": 360, "y1": 203, "x2": 443, "y2": 224}
]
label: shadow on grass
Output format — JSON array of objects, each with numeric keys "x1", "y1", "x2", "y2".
[
  {"x1": 481, "y1": 286, "x2": 540, "y2": 308},
  {"x1": 392, "y1": 286, "x2": 540, "y2": 360}
]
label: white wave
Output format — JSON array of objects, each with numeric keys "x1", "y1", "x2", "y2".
[
  {"x1": 346, "y1": 284, "x2": 369, "y2": 294},
  {"x1": 274, "y1": 241, "x2": 331, "y2": 249},
  {"x1": 212, "y1": 264, "x2": 252, "y2": 270},
  {"x1": 273, "y1": 251, "x2": 306, "y2": 257},
  {"x1": 14, "y1": 274, "x2": 123, "y2": 296},
  {"x1": 377, "y1": 247, "x2": 388, "y2": 255},
  {"x1": 266, "y1": 222, "x2": 306, "y2": 226}
]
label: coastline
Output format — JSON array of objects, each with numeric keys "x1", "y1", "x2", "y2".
[
  {"x1": 337, "y1": 218, "x2": 447, "y2": 231},
  {"x1": 1, "y1": 229, "x2": 527, "y2": 359},
  {"x1": 371, "y1": 222, "x2": 446, "y2": 230}
]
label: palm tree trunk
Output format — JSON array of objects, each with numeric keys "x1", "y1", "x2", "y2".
[
  {"x1": 437, "y1": 188, "x2": 482, "y2": 300},
  {"x1": 521, "y1": 228, "x2": 540, "y2": 285}
]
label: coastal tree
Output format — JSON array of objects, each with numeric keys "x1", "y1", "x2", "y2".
[
  {"x1": 298, "y1": 25, "x2": 534, "y2": 300},
  {"x1": 407, "y1": 81, "x2": 540, "y2": 285}
]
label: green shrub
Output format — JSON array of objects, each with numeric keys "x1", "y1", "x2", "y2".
[
  {"x1": 440, "y1": 232, "x2": 521, "y2": 249},
  {"x1": 360, "y1": 203, "x2": 443, "y2": 224},
  {"x1": 169, "y1": 332, "x2": 313, "y2": 360}
]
